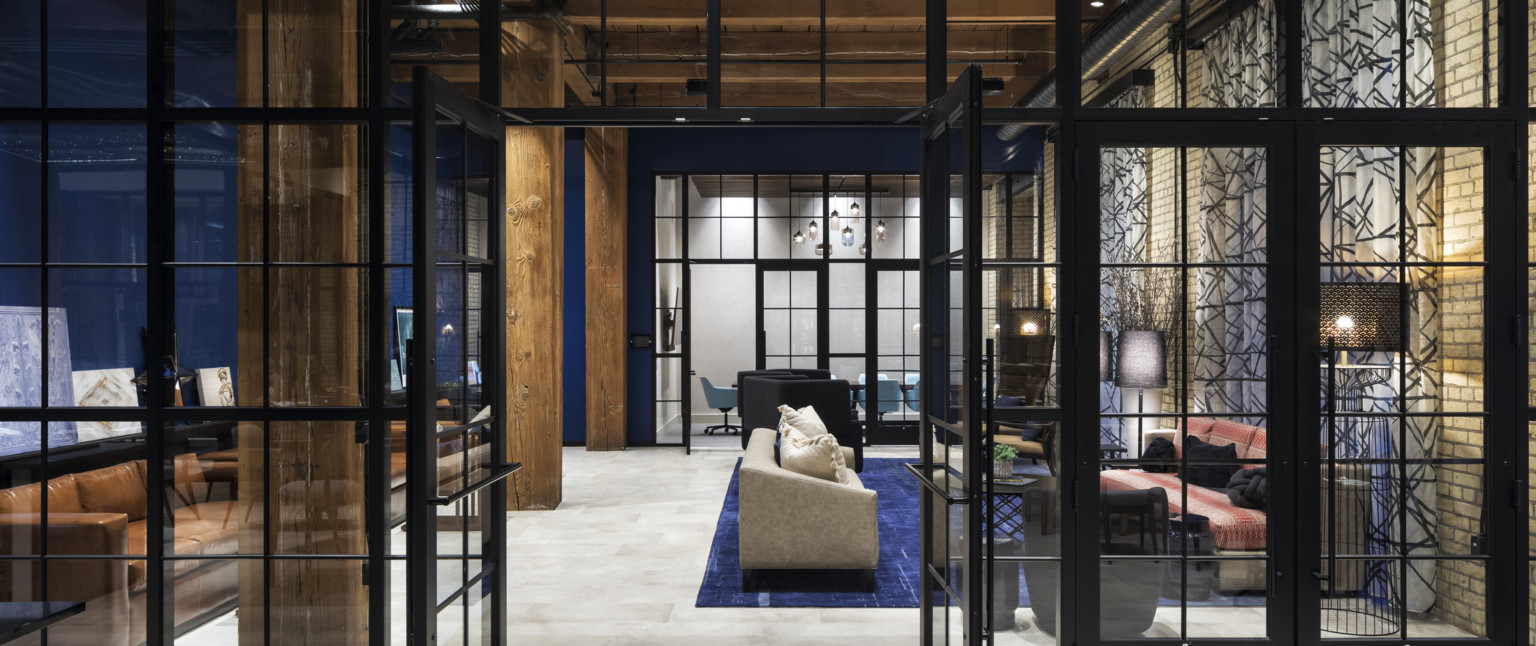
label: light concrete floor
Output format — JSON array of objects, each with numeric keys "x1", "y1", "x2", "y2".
[{"x1": 179, "y1": 442, "x2": 1478, "y2": 645}]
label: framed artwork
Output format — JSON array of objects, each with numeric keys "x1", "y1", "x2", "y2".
[
  {"x1": 390, "y1": 359, "x2": 403, "y2": 391},
  {"x1": 394, "y1": 307, "x2": 414, "y2": 388},
  {"x1": 73, "y1": 368, "x2": 140, "y2": 441},
  {"x1": 467, "y1": 360, "x2": 481, "y2": 386},
  {"x1": 196, "y1": 367, "x2": 236, "y2": 407},
  {"x1": 0, "y1": 306, "x2": 77, "y2": 456}
]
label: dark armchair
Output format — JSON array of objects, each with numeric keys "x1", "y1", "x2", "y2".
[{"x1": 740, "y1": 377, "x2": 862, "y2": 472}]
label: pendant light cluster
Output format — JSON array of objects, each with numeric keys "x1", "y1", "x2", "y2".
[{"x1": 794, "y1": 195, "x2": 883, "y2": 257}]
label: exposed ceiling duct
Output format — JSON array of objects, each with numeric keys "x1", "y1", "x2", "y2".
[{"x1": 997, "y1": 0, "x2": 1181, "y2": 140}]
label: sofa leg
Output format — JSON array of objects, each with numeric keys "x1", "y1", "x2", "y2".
[
  {"x1": 742, "y1": 569, "x2": 758, "y2": 592},
  {"x1": 860, "y1": 570, "x2": 876, "y2": 593}
]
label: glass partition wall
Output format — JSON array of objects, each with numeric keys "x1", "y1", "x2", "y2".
[
  {"x1": 654, "y1": 172, "x2": 1040, "y2": 449},
  {"x1": 0, "y1": 0, "x2": 511, "y2": 643}
]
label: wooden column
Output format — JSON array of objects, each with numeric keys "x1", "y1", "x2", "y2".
[
  {"x1": 585, "y1": 128, "x2": 628, "y2": 451},
  {"x1": 502, "y1": 20, "x2": 564, "y2": 509},
  {"x1": 236, "y1": 1, "x2": 366, "y2": 644}
]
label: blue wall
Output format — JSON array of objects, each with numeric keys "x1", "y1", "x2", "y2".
[
  {"x1": 562, "y1": 131, "x2": 588, "y2": 444},
  {"x1": 619, "y1": 125, "x2": 1041, "y2": 444}
]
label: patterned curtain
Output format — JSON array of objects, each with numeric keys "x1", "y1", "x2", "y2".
[
  {"x1": 1195, "y1": 0, "x2": 1275, "y2": 418},
  {"x1": 1308, "y1": 0, "x2": 1440, "y2": 612},
  {"x1": 1098, "y1": 88, "x2": 1147, "y2": 446}
]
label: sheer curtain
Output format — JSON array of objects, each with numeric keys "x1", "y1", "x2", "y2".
[
  {"x1": 1306, "y1": 0, "x2": 1441, "y2": 612},
  {"x1": 1098, "y1": 88, "x2": 1148, "y2": 446}
]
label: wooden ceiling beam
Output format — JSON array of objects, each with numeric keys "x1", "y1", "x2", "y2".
[
  {"x1": 563, "y1": 0, "x2": 1058, "y2": 27},
  {"x1": 591, "y1": 27, "x2": 1053, "y2": 61}
]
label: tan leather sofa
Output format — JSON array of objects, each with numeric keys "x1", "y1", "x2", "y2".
[
  {"x1": 738, "y1": 428, "x2": 878, "y2": 588},
  {"x1": 0, "y1": 453, "x2": 238, "y2": 646}
]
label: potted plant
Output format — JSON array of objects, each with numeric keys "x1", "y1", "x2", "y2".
[{"x1": 992, "y1": 443, "x2": 1018, "y2": 478}]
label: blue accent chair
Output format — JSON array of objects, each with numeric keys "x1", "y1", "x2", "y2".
[
  {"x1": 858, "y1": 378, "x2": 902, "y2": 421},
  {"x1": 699, "y1": 377, "x2": 740, "y2": 435},
  {"x1": 904, "y1": 374, "x2": 921, "y2": 414}
]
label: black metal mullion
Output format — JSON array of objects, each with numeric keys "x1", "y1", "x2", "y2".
[
  {"x1": 408, "y1": 67, "x2": 439, "y2": 646},
  {"x1": 366, "y1": 0, "x2": 390, "y2": 641},
  {"x1": 145, "y1": 0, "x2": 170, "y2": 640}
]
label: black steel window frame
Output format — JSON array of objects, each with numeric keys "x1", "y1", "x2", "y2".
[
  {"x1": 649, "y1": 171, "x2": 938, "y2": 450},
  {"x1": 0, "y1": 0, "x2": 512, "y2": 645}
]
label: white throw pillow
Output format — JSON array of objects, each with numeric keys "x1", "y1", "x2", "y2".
[
  {"x1": 779, "y1": 427, "x2": 843, "y2": 482},
  {"x1": 777, "y1": 404, "x2": 828, "y2": 438}
]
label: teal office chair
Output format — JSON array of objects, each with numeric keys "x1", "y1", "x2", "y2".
[
  {"x1": 858, "y1": 378, "x2": 902, "y2": 421},
  {"x1": 699, "y1": 377, "x2": 740, "y2": 435},
  {"x1": 904, "y1": 374, "x2": 921, "y2": 414}
]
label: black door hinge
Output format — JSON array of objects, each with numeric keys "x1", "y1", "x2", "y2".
[
  {"x1": 355, "y1": 420, "x2": 370, "y2": 444},
  {"x1": 361, "y1": 561, "x2": 370, "y2": 586}
]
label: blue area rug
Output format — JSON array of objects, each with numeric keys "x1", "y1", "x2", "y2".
[
  {"x1": 695, "y1": 457, "x2": 924, "y2": 608},
  {"x1": 696, "y1": 457, "x2": 1267, "y2": 609}
]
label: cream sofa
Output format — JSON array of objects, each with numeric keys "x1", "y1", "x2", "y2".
[{"x1": 738, "y1": 428, "x2": 879, "y2": 590}]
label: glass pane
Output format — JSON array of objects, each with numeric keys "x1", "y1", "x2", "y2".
[
  {"x1": 48, "y1": 0, "x2": 146, "y2": 107},
  {"x1": 0, "y1": 125, "x2": 42, "y2": 263},
  {"x1": 51, "y1": 269, "x2": 146, "y2": 424},
  {"x1": 268, "y1": 268, "x2": 367, "y2": 407},
  {"x1": 170, "y1": 2, "x2": 257, "y2": 107},
  {"x1": 175, "y1": 267, "x2": 259, "y2": 410},
  {"x1": 263, "y1": 3, "x2": 363, "y2": 108},
  {"x1": 173, "y1": 123, "x2": 255, "y2": 263},
  {"x1": 950, "y1": 0, "x2": 1056, "y2": 108},
  {"x1": 0, "y1": 269, "x2": 46, "y2": 416},
  {"x1": 871, "y1": 176, "x2": 919, "y2": 261},
  {"x1": 49, "y1": 125, "x2": 147, "y2": 264},
  {"x1": 269, "y1": 124, "x2": 366, "y2": 263},
  {"x1": 1304, "y1": 0, "x2": 1493, "y2": 108},
  {"x1": 0, "y1": 1, "x2": 41, "y2": 107}
]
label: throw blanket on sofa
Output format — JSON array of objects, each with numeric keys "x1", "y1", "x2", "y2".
[{"x1": 1226, "y1": 467, "x2": 1268, "y2": 510}]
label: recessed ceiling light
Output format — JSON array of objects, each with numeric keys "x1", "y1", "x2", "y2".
[
  {"x1": 739, "y1": 117, "x2": 752, "y2": 122},
  {"x1": 1090, "y1": 0, "x2": 1104, "y2": 6},
  {"x1": 674, "y1": 117, "x2": 688, "y2": 122}
]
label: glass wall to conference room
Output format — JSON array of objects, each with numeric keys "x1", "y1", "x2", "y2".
[{"x1": 653, "y1": 172, "x2": 1049, "y2": 448}]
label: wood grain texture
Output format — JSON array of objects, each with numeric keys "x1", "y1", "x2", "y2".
[
  {"x1": 584, "y1": 128, "x2": 627, "y2": 452},
  {"x1": 502, "y1": 19, "x2": 565, "y2": 509},
  {"x1": 564, "y1": 0, "x2": 1058, "y2": 26},
  {"x1": 235, "y1": 2, "x2": 366, "y2": 643}
]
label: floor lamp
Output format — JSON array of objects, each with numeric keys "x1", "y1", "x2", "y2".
[
  {"x1": 1319, "y1": 281, "x2": 1404, "y2": 636},
  {"x1": 1114, "y1": 330, "x2": 1167, "y2": 452}
]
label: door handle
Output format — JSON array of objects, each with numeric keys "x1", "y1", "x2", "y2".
[{"x1": 1310, "y1": 571, "x2": 1330, "y2": 581}]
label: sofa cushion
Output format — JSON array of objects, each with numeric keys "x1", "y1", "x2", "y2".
[
  {"x1": 779, "y1": 428, "x2": 842, "y2": 482},
  {"x1": 0, "y1": 475, "x2": 84, "y2": 515},
  {"x1": 1100, "y1": 469, "x2": 1268, "y2": 550},
  {"x1": 1182, "y1": 435, "x2": 1240, "y2": 490},
  {"x1": 1207, "y1": 419, "x2": 1258, "y2": 452},
  {"x1": 777, "y1": 404, "x2": 828, "y2": 438},
  {"x1": 75, "y1": 461, "x2": 148, "y2": 522}
]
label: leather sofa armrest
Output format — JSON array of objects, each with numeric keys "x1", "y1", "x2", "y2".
[{"x1": 0, "y1": 512, "x2": 129, "y2": 602}]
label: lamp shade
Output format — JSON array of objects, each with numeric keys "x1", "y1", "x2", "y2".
[
  {"x1": 1114, "y1": 330, "x2": 1166, "y2": 389},
  {"x1": 1099, "y1": 331, "x2": 1113, "y2": 381},
  {"x1": 1010, "y1": 307, "x2": 1051, "y2": 336},
  {"x1": 1319, "y1": 282, "x2": 1404, "y2": 351}
]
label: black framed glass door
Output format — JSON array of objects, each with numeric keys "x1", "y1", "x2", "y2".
[
  {"x1": 1078, "y1": 121, "x2": 1296, "y2": 644},
  {"x1": 409, "y1": 67, "x2": 513, "y2": 646},
  {"x1": 1298, "y1": 121, "x2": 1519, "y2": 644},
  {"x1": 757, "y1": 262, "x2": 826, "y2": 371},
  {"x1": 917, "y1": 65, "x2": 986, "y2": 646}
]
